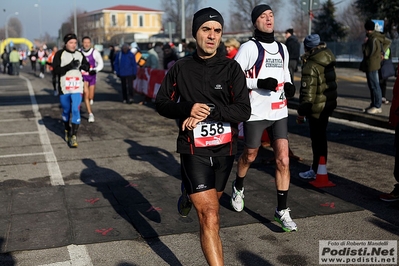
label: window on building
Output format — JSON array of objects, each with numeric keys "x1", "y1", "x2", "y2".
[
  {"x1": 139, "y1": 14, "x2": 144, "y2": 27},
  {"x1": 111, "y1": 14, "x2": 117, "y2": 26},
  {"x1": 126, "y1": 14, "x2": 131, "y2": 27},
  {"x1": 95, "y1": 14, "x2": 99, "y2": 28}
]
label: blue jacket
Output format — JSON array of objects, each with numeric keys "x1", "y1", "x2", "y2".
[{"x1": 113, "y1": 50, "x2": 137, "y2": 77}]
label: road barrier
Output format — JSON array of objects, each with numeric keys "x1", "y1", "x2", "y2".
[{"x1": 133, "y1": 67, "x2": 167, "y2": 99}]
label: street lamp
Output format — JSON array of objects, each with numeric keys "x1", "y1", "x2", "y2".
[{"x1": 5, "y1": 11, "x2": 19, "y2": 52}]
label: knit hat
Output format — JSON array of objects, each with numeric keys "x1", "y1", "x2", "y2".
[
  {"x1": 286, "y1": 28, "x2": 294, "y2": 35},
  {"x1": 304, "y1": 34, "x2": 320, "y2": 49},
  {"x1": 251, "y1": 4, "x2": 272, "y2": 25},
  {"x1": 364, "y1": 20, "x2": 375, "y2": 31},
  {"x1": 63, "y1": 33, "x2": 77, "y2": 44},
  {"x1": 192, "y1": 7, "x2": 224, "y2": 38}
]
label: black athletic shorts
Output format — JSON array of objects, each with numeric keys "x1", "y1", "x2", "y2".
[
  {"x1": 180, "y1": 154, "x2": 235, "y2": 195},
  {"x1": 243, "y1": 117, "x2": 288, "y2": 149}
]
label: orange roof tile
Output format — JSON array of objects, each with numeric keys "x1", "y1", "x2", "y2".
[{"x1": 103, "y1": 5, "x2": 162, "y2": 12}]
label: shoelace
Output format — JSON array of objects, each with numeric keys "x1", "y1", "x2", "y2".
[
  {"x1": 280, "y1": 209, "x2": 293, "y2": 222},
  {"x1": 234, "y1": 189, "x2": 244, "y2": 200}
]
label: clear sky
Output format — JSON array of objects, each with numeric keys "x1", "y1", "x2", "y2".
[{"x1": 1, "y1": 0, "x2": 350, "y2": 42}]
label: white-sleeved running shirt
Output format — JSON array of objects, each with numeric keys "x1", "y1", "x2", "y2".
[
  {"x1": 234, "y1": 39, "x2": 292, "y2": 121},
  {"x1": 81, "y1": 48, "x2": 104, "y2": 72}
]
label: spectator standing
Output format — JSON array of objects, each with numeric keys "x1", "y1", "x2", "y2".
[
  {"x1": 109, "y1": 45, "x2": 115, "y2": 73},
  {"x1": 1, "y1": 49, "x2": 9, "y2": 74},
  {"x1": 153, "y1": 42, "x2": 164, "y2": 70},
  {"x1": 144, "y1": 43, "x2": 159, "y2": 69},
  {"x1": 379, "y1": 47, "x2": 394, "y2": 104},
  {"x1": 297, "y1": 34, "x2": 337, "y2": 179},
  {"x1": 360, "y1": 20, "x2": 391, "y2": 114},
  {"x1": 380, "y1": 66, "x2": 399, "y2": 202},
  {"x1": 113, "y1": 43, "x2": 138, "y2": 104},
  {"x1": 9, "y1": 47, "x2": 20, "y2": 75},
  {"x1": 285, "y1": 28, "x2": 301, "y2": 83},
  {"x1": 224, "y1": 38, "x2": 240, "y2": 59},
  {"x1": 184, "y1": 41, "x2": 196, "y2": 57},
  {"x1": 162, "y1": 43, "x2": 178, "y2": 70}
]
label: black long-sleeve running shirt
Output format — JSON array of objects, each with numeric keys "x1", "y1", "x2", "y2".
[{"x1": 156, "y1": 51, "x2": 251, "y2": 156}]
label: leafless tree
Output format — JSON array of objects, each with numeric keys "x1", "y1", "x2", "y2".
[
  {"x1": 1, "y1": 17, "x2": 24, "y2": 38},
  {"x1": 161, "y1": 0, "x2": 197, "y2": 40},
  {"x1": 288, "y1": 0, "x2": 310, "y2": 40},
  {"x1": 229, "y1": 0, "x2": 283, "y2": 32},
  {"x1": 337, "y1": 2, "x2": 364, "y2": 42}
]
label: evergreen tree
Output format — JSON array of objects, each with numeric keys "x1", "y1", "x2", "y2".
[
  {"x1": 354, "y1": 0, "x2": 399, "y2": 38},
  {"x1": 312, "y1": 0, "x2": 347, "y2": 41}
]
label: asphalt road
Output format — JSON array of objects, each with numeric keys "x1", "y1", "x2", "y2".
[{"x1": 0, "y1": 67, "x2": 398, "y2": 266}]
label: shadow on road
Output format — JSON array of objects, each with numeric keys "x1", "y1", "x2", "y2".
[{"x1": 80, "y1": 158, "x2": 183, "y2": 266}]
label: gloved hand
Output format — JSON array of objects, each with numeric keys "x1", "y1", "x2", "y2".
[
  {"x1": 257, "y1": 78, "x2": 278, "y2": 91},
  {"x1": 296, "y1": 116, "x2": 306, "y2": 124},
  {"x1": 89, "y1": 70, "x2": 96, "y2": 75},
  {"x1": 284, "y1": 83, "x2": 296, "y2": 98},
  {"x1": 71, "y1": 60, "x2": 80, "y2": 69}
]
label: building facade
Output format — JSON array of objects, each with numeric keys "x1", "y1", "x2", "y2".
[{"x1": 78, "y1": 5, "x2": 163, "y2": 45}]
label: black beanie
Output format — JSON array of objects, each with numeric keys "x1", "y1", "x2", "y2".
[
  {"x1": 286, "y1": 28, "x2": 294, "y2": 35},
  {"x1": 364, "y1": 20, "x2": 375, "y2": 31},
  {"x1": 63, "y1": 33, "x2": 77, "y2": 44},
  {"x1": 192, "y1": 7, "x2": 224, "y2": 38},
  {"x1": 251, "y1": 4, "x2": 272, "y2": 25}
]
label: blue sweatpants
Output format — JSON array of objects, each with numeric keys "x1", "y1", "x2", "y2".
[{"x1": 60, "y1": 93, "x2": 82, "y2": 124}]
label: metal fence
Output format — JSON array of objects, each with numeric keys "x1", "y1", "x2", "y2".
[{"x1": 323, "y1": 40, "x2": 399, "y2": 63}]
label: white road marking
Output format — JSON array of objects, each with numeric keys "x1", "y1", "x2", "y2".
[
  {"x1": 21, "y1": 75, "x2": 65, "y2": 186},
  {"x1": 19, "y1": 76, "x2": 94, "y2": 266},
  {"x1": 0, "y1": 118, "x2": 34, "y2": 122},
  {"x1": 0, "y1": 152, "x2": 51, "y2": 158},
  {"x1": 37, "y1": 245, "x2": 94, "y2": 266},
  {"x1": 68, "y1": 245, "x2": 94, "y2": 266},
  {"x1": 0, "y1": 131, "x2": 39, "y2": 136}
]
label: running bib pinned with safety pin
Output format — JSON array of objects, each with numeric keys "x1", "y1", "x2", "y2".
[
  {"x1": 65, "y1": 76, "x2": 81, "y2": 91},
  {"x1": 193, "y1": 121, "x2": 232, "y2": 147},
  {"x1": 271, "y1": 82, "x2": 287, "y2": 110}
]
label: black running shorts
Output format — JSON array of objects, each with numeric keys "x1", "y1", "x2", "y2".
[
  {"x1": 180, "y1": 154, "x2": 235, "y2": 195},
  {"x1": 243, "y1": 117, "x2": 288, "y2": 149}
]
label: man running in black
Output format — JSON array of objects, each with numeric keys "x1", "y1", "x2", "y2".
[{"x1": 156, "y1": 7, "x2": 250, "y2": 265}]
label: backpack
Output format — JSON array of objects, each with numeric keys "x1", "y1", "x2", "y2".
[
  {"x1": 1, "y1": 52, "x2": 9, "y2": 62},
  {"x1": 249, "y1": 38, "x2": 285, "y2": 78}
]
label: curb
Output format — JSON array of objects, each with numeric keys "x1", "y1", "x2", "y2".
[{"x1": 287, "y1": 100, "x2": 391, "y2": 130}]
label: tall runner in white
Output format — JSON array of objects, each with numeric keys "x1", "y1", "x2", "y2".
[{"x1": 232, "y1": 4, "x2": 297, "y2": 232}]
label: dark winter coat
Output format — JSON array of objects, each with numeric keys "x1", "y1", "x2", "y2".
[
  {"x1": 285, "y1": 35, "x2": 300, "y2": 61},
  {"x1": 298, "y1": 42, "x2": 337, "y2": 119},
  {"x1": 361, "y1": 31, "x2": 392, "y2": 72}
]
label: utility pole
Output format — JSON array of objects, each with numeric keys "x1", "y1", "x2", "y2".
[
  {"x1": 74, "y1": 0, "x2": 77, "y2": 37},
  {"x1": 181, "y1": 0, "x2": 185, "y2": 40},
  {"x1": 308, "y1": 0, "x2": 313, "y2": 35},
  {"x1": 301, "y1": 0, "x2": 319, "y2": 35}
]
